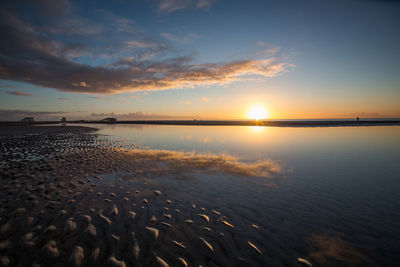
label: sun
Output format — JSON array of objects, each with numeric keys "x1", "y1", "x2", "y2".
[{"x1": 246, "y1": 104, "x2": 269, "y2": 121}]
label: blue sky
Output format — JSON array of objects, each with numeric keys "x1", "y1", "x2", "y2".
[{"x1": 0, "y1": 0, "x2": 399, "y2": 120}]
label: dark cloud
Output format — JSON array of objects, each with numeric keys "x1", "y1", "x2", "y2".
[
  {"x1": 0, "y1": 5, "x2": 291, "y2": 95},
  {"x1": 6, "y1": 91, "x2": 34, "y2": 97}
]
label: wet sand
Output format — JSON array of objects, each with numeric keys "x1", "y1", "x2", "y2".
[
  {"x1": 0, "y1": 126, "x2": 278, "y2": 266},
  {"x1": 0, "y1": 125, "x2": 396, "y2": 266}
]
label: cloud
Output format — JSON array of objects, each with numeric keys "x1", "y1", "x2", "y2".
[
  {"x1": 257, "y1": 42, "x2": 281, "y2": 56},
  {"x1": 157, "y1": 0, "x2": 216, "y2": 13},
  {"x1": 89, "y1": 95, "x2": 140, "y2": 103},
  {"x1": 57, "y1": 97, "x2": 70, "y2": 101},
  {"x1": 49, "y1": 17, "x2": 103, "y2": 36},
  {"x1": 161, "y1": 32, "x2": 198, "y2": 43},
  {"x1": 6, "y1": 91, "x2": 34, "y2": 97},
  {"x1": 198, "y1": 97, "x2": 211, "y2": 102},
  {"x1": 89, "y1": 111, "x2": 174, "y2": 120},
  {"x1": 125, "y1": 94, "x2": 141, "y2": 99},
  {"x1": 0, "y1": 109, "x2": 67, "y2": 121},
  {"x1": 72, "y1": 81, "x2": 88, "y2": 87},
  {"x1": 89, "y1": 96, "x2": 111, "y2": 101},
  {"x1": 0, "y1": 9, "x2": 292, "y2": 95},
  {"x1": 114, "y1": 97, "x2": 129, "y2": 103},
  {"x1": 196, "y1": 0, "x2": 216, "y2": 10},
  {"x1": 0, "y1": 85, "x2": 16, "y2": 89},
  {"x1": 161, "y1": 33, "x2": 177, "y2": 41},
  {"x1": 124, "y1": 41, "x2": 155, "y2": 48},
  {"x1": 158, "y1": 0, "x2": 192, "y2": 13},
  {"x1": 94, "y1": 9, "x2": 136, "y2": 34},
  {"x1": 179, "y1": 100, "x2": 192, "y2": 104}
]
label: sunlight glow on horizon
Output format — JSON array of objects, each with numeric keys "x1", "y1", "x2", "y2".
[{"x1": 246, "y1": 104, "x2": 269, "y2": 121}]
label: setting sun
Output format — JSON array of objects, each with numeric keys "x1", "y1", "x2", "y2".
[{"x1": 246, "y1": 105, "x2": 269, "y2": 120}]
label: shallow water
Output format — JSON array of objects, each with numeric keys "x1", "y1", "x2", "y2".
[
  {"x1": 1, "y1": 124, "x2": 399, "y2": 266},
  {"x1": 90, "y1": 124, "x2": 400, "y2": 265}
]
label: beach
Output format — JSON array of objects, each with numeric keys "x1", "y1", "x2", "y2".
[
  {"x1": 0, "y1": 125, "x2": 280, "y2": 266},
  {"x1": 0, "y1": 124, "x2": 399, "y2": 266},
  {"x1": 1, "y1": 0, "x2": 399, "y2": 265}
]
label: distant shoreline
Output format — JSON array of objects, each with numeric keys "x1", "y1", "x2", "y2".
[{"x1": 1, "y1": 120, "x2": 399, "y2": 127}]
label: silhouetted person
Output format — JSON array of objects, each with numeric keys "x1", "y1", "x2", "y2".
[{"x1": 357, "y1": 117, "x2": 360, "y2": 122}]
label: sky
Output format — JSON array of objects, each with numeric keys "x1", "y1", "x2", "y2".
[{"x1": 0, "y1": 0, "x2": 399, "y2": 121}]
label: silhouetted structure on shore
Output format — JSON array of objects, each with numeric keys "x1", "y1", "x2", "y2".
[
  {"x1": 101, "y1": 117, "x2": 117, "y2": 123},
  {"x1": 21, "y1": 117, "x2": 34, "y2": 122}
]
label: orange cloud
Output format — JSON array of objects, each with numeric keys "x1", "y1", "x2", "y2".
[{"x1": 0, "y1": 10, "x2": 293, "y2": 95}]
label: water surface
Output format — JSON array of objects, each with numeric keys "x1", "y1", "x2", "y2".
[{"x1": 80, "y1": 124, "x2": 400, "y2": 265}]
